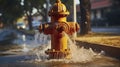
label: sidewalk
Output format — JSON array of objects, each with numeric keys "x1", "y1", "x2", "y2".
[{"x1": 76, "y1": 33, "x2": 120, "y2": 48}]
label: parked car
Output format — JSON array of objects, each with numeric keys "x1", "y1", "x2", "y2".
[
  {"x1": 17, "y1": 22, "x2": 26, "y2": 29},
  {"x1": 32, "y1": 21, "x2": 41, "y2": 29}
]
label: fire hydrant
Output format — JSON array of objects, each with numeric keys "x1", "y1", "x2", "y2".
[{"x1": 39, "y1": 0, "x2": 79, "y2": 59}]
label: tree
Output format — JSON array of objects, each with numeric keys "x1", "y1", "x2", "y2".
[
  {"x1": 79, "y1": 0, "x2": 91, "y2": 35},
  {"x1": 23, "y1": 0, "x2": 46, "y2": 30},
  {"x1": 0, "y1": 0, "x2": 24, "y2": 26},
  {"x1": 23, "y1": 0, "x2": 73, "y2": 30},
  {"x1": 0, "y1": 0, "x2": 73, "y2": 29}
]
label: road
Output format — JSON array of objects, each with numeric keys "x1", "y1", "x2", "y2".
[{"x1": 92, "y1": 27, "x2": 120, "y2": 34}]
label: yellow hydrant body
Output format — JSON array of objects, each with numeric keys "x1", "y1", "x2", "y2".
[{"x1": 39, "y1": 0, "x2": 79, "y2": 59}]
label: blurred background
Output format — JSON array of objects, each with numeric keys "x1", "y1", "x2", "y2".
[
  {"x1": 0, "y1": 0, "x2": 120, "y2": 65},
  {"x1": 0, "y1": 0, "x2": 120, "y2": 46},
  {"x1": 0, "y1": 0, "x2": 120, "y2": 29}
]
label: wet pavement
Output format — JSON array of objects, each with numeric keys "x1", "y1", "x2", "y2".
[
  {"x1": 0, "y1": 55, "x2": 120, "y2": 67},
  {"x1": 0, "y1": 28, "x2": 120, "y2": 67},
  {"x1": 0, "y1": 45, "x2": 120, "y2": 67}
]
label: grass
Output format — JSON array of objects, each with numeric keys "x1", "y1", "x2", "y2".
[
  {"x1": 78, "y1": 32, "x2": 120, "y2": 37},
  {"x1": 76, "y1": 32, "x2": 120, "y2": 48}
]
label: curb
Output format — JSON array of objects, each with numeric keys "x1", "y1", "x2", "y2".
[{"x1": 76, "y1": 40, "x2": 120, "y2": 60}]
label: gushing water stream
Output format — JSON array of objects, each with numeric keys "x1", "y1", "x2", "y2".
[{"x1": 58, "y1": 32, "x2": 100, "y2": 63}]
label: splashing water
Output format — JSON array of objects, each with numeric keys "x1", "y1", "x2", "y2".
[
  {"x1": 62, "y1": 32, "x2": 99, "y2": 63},
  {"x1": 21, "y1": 35, "x2": 30, "y2": 52},
  {"x1": 31, "y1": 32, "x2": 102, "y2": 63},
  {"x1": 29, "y1": 31, "x2": 51, "y2": 61},
  {"x1": 33, "y1": 41, "x2": 51, "y2": 61},
  {"x1": 12, "y1": 30, "x2": 50, "y2": 55},
  {"x1": 22, "y1": 44, "x2": 30, "y2": 52},
  {"x1": 13, "y1": 30, "x2": 103, "y2": 63}
]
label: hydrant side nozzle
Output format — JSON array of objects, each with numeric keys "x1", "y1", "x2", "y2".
[
  {"x1": 56, "y1": 26, "x2": 64, "y2": 33},
  {"x1": 76, "y1": 23, "x2": 80, "y2": 32}
]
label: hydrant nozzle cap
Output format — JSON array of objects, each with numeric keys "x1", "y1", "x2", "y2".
[
  {"x1": 48, "y1": 0, "x2": 69, "y2": 16},
  {"x1": 56, "y1": 0, "x2": 61, "y2": 3}
]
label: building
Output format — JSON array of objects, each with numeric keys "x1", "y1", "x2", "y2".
[
  {"x1": 91, "y1": 0, "x2": 112, "y2": 26},
  {"x1": 76, "y1": 0, "x2": 113, "y2": 26}
]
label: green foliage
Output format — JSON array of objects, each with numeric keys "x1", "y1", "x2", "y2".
[
  {"x1": 23, "y1": 0, "x2": 45, "y2": 14},
  {"x1": 0, "y1": 0, "x2": 72, "y2": 27},
  {"x1": 23, "y1": 0, "x2": 46, "y2": 30},
  {"x1": 0, "y1": 0, "x2": 24, "y2": 25},
  {"x1": 0, "y1": 0, "x2": 46, "y2": 26}
]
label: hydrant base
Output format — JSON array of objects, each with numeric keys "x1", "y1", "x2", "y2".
[{"x1": 45, "y1": 49, "x2": 71, "y2": 59}]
